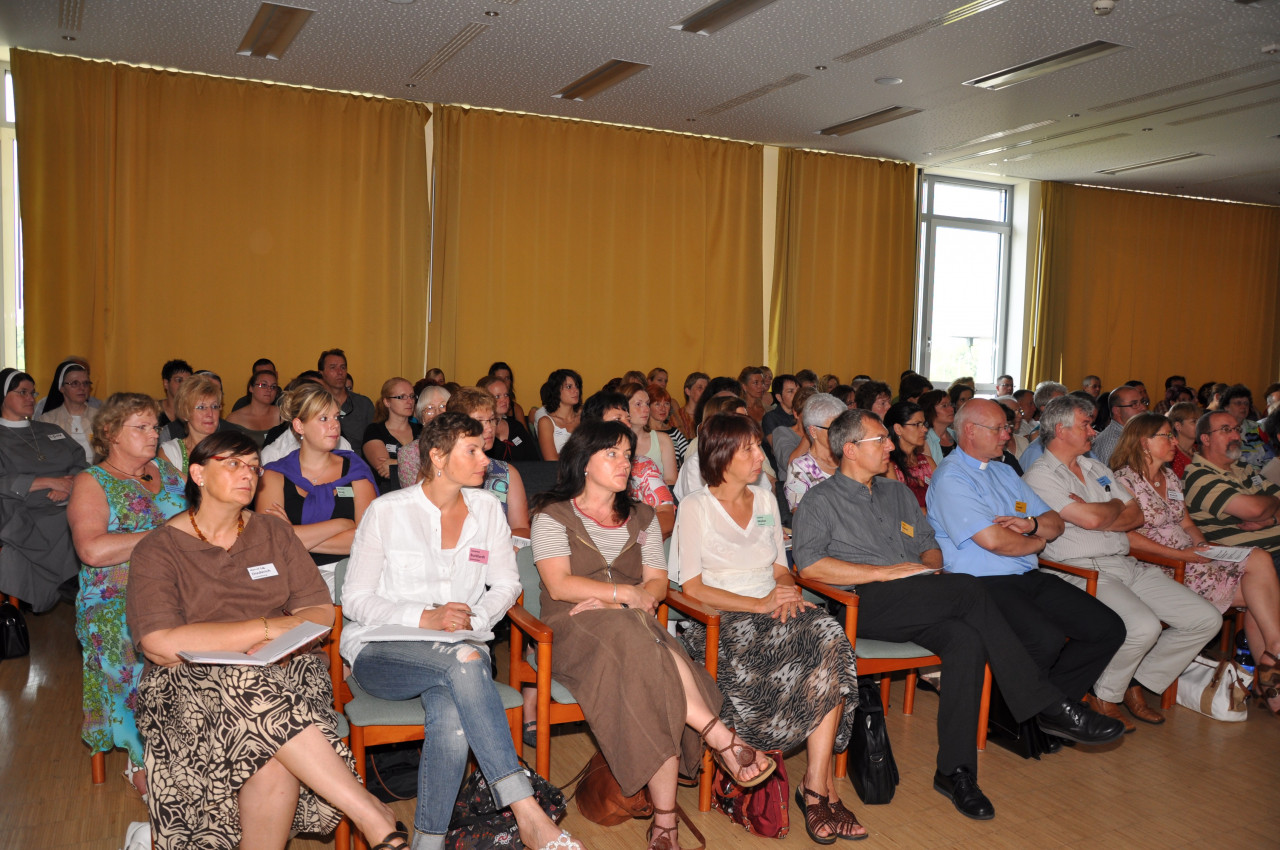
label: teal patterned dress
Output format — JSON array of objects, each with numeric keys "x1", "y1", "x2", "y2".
[{"x1": 76, "y1": 458, "x2": 187, "y2": 765}]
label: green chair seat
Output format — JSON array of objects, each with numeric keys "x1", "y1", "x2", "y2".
[
  {"x1": 344, "y1": 676, "x2": 523, "y2": 727},
  {"x1": 856, "y1": 639, "x2": 934, "y2": 660}
]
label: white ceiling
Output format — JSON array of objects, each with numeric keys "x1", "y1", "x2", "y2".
[{"x1": 3, "y1": 0, "x2": 1279, "y2": 205}]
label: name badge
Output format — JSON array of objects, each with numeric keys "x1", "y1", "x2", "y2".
[
  {"x1": 1167, "y1": 488, "x2": 1184, "y2": 501},
  {"x1": 900, "y1": 521, "x2": 914, "y2": 538},
  {"x1": 1096, "y1": 475, "x2": 1112, "y2": 488},
  {"x1": 755, "y1": 514, "x2": 775, "y2": 527},
  {"x1": 1014, "y1": 501, "x2": 1027, "y2": 515},
  {"x1": 468, "y1": 548, "x2": 489, "y2": 564},
  {"x1": 334, "y1": 486, "x2": 354, "y2": 498},
  {"x1": 637, "y1": 530, "x2": 648, "y2": 546},
  {"x1": 385, "y1": 443, "x2": 398, "y2": 455},
  {"x1": 512, "y1": 437, "x2": 523, "y2": 446},
  {"x1": 47, "y1": 432, "x2": 66, "y2": 441},
  {"x1": 1252, "y1": 475, "x2": 1265, "y2": 489},
  {"x1": 247, "y1": 563, "x2": 279, "y2": 580}
]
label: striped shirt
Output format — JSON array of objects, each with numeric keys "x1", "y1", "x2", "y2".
[
  {"x1": 531, "y1": 503, "x2": 665, "y2": 568},
  {"x1": 1182, "y1": 456, "x2": 1280, "y2": 550}
]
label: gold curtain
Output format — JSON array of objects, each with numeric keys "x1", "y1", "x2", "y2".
[
  {"x1": 12, "y1": 50, "x2": 431, "y2": 396},
  {"x1": 1028, "y1": 182, "x2": 1280, "y2": 394},
  {"x1": 428, "y1": 106, "x2": 763, "y2": 395},
  {"x1": 769, "y1": 148, "x2": 918, "y2": 378}
]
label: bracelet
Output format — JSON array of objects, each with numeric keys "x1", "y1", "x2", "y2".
[
  {"x1": 261, "y1": 616, "x2": 270, "y2": 641},
  {"x1": 612, "y1": 583, "x2": 618, "y2": 605},
  {"x1": 1029, "y1": 515, "x2": 1039, "y2": 536}
]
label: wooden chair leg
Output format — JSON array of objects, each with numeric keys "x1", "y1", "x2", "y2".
[
  {"x1": 697, "y1": 747, "x2": 714, "y2": 812},
  {"x1": 976, "y1": 664, "x2": 992, "y2": 752},
  {"x1": 902, "y1": 671, "x2": 918, "y2": 715},
  {"x1": 91, "y1": 751, "x2": 106, "y2": 785},
  {"x1": 1161, "y1": 680, "x2": 1177, "y2": 711},
  {"x1": 335, "y1": 818, "x2": 351, "y2": 850}
]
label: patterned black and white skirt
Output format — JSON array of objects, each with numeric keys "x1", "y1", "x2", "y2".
[
  {"x1": 135, "y1": 653, "x2": 355, "y2": 850},
  {"x1": 681, "y1": 606, "x2": 858, "y2": 753}
]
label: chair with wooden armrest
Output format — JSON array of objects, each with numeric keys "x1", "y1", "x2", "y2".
[
  {"x1": 330, "y1": 560, "x2": 523, "y2": 850},
  {"x1": 661, "y1": 588, "x2": 722, "y2": 813},
  {"x1": 792, "y1": 572, "x2": 993, "y2": 779}
]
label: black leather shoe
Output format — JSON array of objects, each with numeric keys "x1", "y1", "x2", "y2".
[
  {"x1": 1036, "y1": 698, "x2": 1126, "y2": 745},
  {"x1": 932, "y1": 767, "x2": 995, "y2": 820}
]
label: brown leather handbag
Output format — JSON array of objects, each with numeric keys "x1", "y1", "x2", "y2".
[{"x1": 572, "y1": 750, "x2": 654, "y2": 826}]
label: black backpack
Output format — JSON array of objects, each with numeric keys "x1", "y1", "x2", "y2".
[
  {"x1": 849, "y1": 678, "x2": 899, "y2": 804},
  {"x1": 0, "y1": 600, "x2": 30, "y2": 659}
]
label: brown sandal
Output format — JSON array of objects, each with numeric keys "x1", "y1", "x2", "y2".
[
  {"x1": 646, "y1": 806, "x2": 679, "y2": 850},
  {"x1": 825, "y1": 796, "x2": 869, "y2": 841},
  {"x1": 698, "y1": 718, "x2": 776, "y2": 789},
  {"x1": 795, "y1": 784, "x2": 838, "y2": 845}
]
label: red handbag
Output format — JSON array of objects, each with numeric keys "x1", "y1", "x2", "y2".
[{"x1": 711, "y1": 749, "x2": 790, "y2": 839}]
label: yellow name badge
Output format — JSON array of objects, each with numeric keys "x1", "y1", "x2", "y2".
[
  {"x1": 1015, "y1": 501, "x2": 1027, "y2": 515},
  {"x1": 900, "y1": 521, "x2": 914, "y2": 538}
]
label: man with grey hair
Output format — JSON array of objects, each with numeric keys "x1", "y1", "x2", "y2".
[
  {"x1": 783, "y1": 392, "x2": 848, "y2": 512},
  {"x1": 1082, "y1": 375, "x2": 1102, "y2": 399},
  {"x1": 1090, "y1": 384, "x2": 1148, "y2": 466},
  {"x1": 1024, "y1": 396, "x2": 1220, "y2": 730},
  {"x1": 793, "y1": 408, "x2": 1126, "y2": 821}
]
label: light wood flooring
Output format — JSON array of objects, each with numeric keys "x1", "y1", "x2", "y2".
[{"x1": 5, "y1": 602, "x2": 1280, "y2": 850}]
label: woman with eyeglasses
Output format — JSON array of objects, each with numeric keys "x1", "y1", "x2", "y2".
[
  {"x1": 158, "y1": 374, "x2": 224, "y2": 477},
  {"x1": 0, "y1": 368, "x2": 89, "y2": 612},
  {"x1": 361, "y1": 377, "x2": 422, "y2": 494},
  {"x1": 257, "y1": 383, "x2": 377, "y2": 595},
  {"x1": 480, "y1": 375, "x2": 538, "y2": 463},
  {"x1": 919, "y1": 389, "x2": 957, "y2": 464},
  {"x1": 783, "y1": 393, "x2": 848, "y2": 513},
  {"x1": 1111, "y1": 412, "x2": 1280, "y2": 713},
  {"x1": 38, "y1": 359, "x2": 98, "y2": 460},
  {"x1": 884, "y1": 401, "x2": 937, "y2": 510},
  {"x1": 67, "y1": 392, "x2": 187, "y2": 802},
  {"x1": 224, "y1": 369, "x2": 283, "y2": 449},
  {"x1": 396, "y1": 385, "x2": 453, "y2": 487}
]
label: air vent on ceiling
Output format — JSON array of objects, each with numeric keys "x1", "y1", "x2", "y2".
[
  {"x1": 1167, "y1": 94, "x2": 1280, "y2": 124},
  {"x1": 554, "y1": 60, "x2": 651, "y2": 102},
  {"x1": 1097, "y1": 152, "x2": 1208, "y2": 175},
  {"x1": 1090, "y1": 60, "x2": 1277, "y2": 111},
  {"x1": 237, "y1": 3, "x2": 314, "y2": 60},
  {"x1": 672, "y1": 0, "x2": 782, "y2": 36},
  {"x1": 410, "y1": 23, "x2": 489, "y2": 81},
  {"x1": 818, "y1": 106, "x2": 922, "y2": 136},
  {"x1": 929, "y1": 120, "x2": 1058, "y2": 154},
  {"x1": 835, "y1": 0, "x2": 1009, "y2": 64},
  {"x1": 700, "y1": 73, "x2": 809, "y2": 116},
  {"x1": 965, "y1": 41, "x2": 1129, "y2": 90},
  {"x1": 58, "y1": 0, "x2": 84, "y2": 31}
]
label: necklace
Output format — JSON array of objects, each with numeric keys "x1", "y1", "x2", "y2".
[
  {"x1": 104, "y1": 459, "x2": 153, "y2": 482},
  {"x1": 189, "y1": 508, "x2": 245, "y2": 543},
  {"x1": 572, "y1": 498, "x2": 622, "y2": 528},
  {"x1": 11, "y1": 422, "x2": 46, "y2": 462}
]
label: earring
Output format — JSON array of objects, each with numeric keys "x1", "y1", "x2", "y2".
[{"x1": 436, "y1": 470, "x2": 442, "y2": 478}]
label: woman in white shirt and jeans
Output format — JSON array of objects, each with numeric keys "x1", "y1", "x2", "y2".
[{"x1": 341, "y1": 413, "x2": 582, "y2": 850}]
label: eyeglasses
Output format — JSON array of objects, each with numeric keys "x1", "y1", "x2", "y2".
[
  {"x1": 253, "y1": 382, "x2": 279, "y2": 391},
  {"x1": 193, "y1": 403, "x2": 222, "y2": 412},
  {"x1": 125, "y1": 424, "x2": 162, "y2": 435},
  {"x1": 387, "y1": 394, "x2": 414, "y2": 401},
  {"x1": 210, "y1": 455, "x2": 265, "y2": 477},
  {"x1": 1151, "y1": 432, "x2": 1177, "y2": 441},
  {"x1": 421, "y1": 403, "x2": 446, "y2": 413},
  {"x1": 902, "y1": 421, "x2": 929, "y2": 429},
  {"x1": 1209, "y1": 425, "x2": 1243, "y2": 436},
  {"x1": 854, "y1": 435, "x2": 890, "y2": 446},
  {"x1": 474, "y1": 417, "x2": 498, "y2": 426},
  {"x1": 10, "y1": 389, "x2": 38, "y2": 399},
  {"x1": 63, "y1": 381, "x2": 93, "y2": 390},
  {"x1": 972, "y1": 422, "x2": 1014, "y2": 435}
]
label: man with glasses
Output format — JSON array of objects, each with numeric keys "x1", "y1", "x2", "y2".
[
  {"x1": 1024, "y1": 396, "x2": 1220, "y2": 730},
  {"x1": 928, "y1": 400, "x2": 1126, "y2": 732},
  {"x1": 1184, "y1": 410, "x2": 1280, "y2": 577},
  {"x1": 792, "y1": 408, "x2": 1125, "y2": 822},
  {"x1": 1218, "y1": 384, "x2": 1274, "y2": 472},
  {"x1": 1091, "y1": 385, "x2": 1147, "y2": 466}
]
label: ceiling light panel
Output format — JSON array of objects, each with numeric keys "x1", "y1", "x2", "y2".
[
  {"x1": 237, "y1": 3, "x2": 314, "y2": 60},
  {"x1": 554, "y1": 59, "x2": 651, "y2": 101},
  {"x1": 672, "y1": 0, "x2": 783, "y2": 36},
  {"x1": 964, "y1": 41, "x2": 1130, "y2": 91},
  {"x1": 929, "y1": 120, "x2": 1058, "y2": 154},
  {"x1": 1097, "y1": 152, "x2": 1209, "y2": 175},
  {"x1": 1090, "y1": 60, "x2": 1278, "y2": 111},
  {"x1": 835, "y1": 0, "x2": 1010, "y2": 64},
  {"x1": 818, "y1": 106, "x2": 922, "y2": 136},
  {"x1": 1165, "y1": 94, "x2": 1280, "y2": 125}
]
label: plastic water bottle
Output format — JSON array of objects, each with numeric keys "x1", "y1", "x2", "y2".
[{"x1": 1235, "y1": 630, "x2": 1256, "y2": 674}]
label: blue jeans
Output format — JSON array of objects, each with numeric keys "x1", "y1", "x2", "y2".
[{"x1": 352, "y1": 641, "x2": 532, "y2": 848}]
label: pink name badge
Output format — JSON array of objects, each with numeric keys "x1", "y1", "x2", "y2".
[
  {"x1": 637, "y1": 530, "x2": 648, "y2": 545},
  {"x1": 468, "y1": 548, "x2": 489, "y2": 564}
]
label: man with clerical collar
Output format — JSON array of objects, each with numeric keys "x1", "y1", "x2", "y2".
[
  {"x1": 1023, "y1": 396, "x2": 1221, "y2": 730},
  {"x1": 791, "y1": 408, "x2": 1125, "y2": 822},
  {"x1": 927, "y1": 400, "x2": 1125, "y2": 718}
]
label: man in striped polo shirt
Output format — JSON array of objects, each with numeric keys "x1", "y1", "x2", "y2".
[{"x1": 1183, "y1": 410, "x2": 1280, "y2": 578}]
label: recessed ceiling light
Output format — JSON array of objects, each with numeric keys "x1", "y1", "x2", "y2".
[
  {"x1": 405, "y1": 83, "x2": 416, "y2": 88},
  {"x1": 1068, "y1": 113, "x2": 1080, "y2": 118},
  {"x1": 875, "y1": 76, "x2": 904, "y2": 85},
  {"x1": 237, "y1": 3, "x2": 314, "y2": 60},
  {"x1": 553, "y1": 59, "x2": 651, "y2": 101},
  {"x1": 1141, "y1": 127, "x2": 1153, "y2": 131},
  {"x1": 815, "y1": 65, "x2": 827, "y2": 71},
  {"x1": 484, "y1": 10, "x2": 499, "y2": 16},
  {"x1": 817, "y1": 106, "x2": 922, "y2": 136},
  {"x1": 964, "y1": 40, "x2": 1129, "y2": 91},
  {"x1": 672, "y1": 0, "x2": 783, "y2": 36},
  {"x1": 686, "y1": 117, "x2": 696, "y2": 121},
  {"x1": 385, "y1": 0, "x2": 415, "y2": 4},
  {"x1": 62, "y1": 35, "x2": 76, "y2": 41}
]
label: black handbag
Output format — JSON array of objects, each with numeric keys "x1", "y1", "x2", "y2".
[
  {"x1": 0, "y1": 600, "x2": 30, "y2": 659},
  {"x1": 849, "y1": 678, "x2": 899, "y2": 804},
  {"x1": 365, "y1": 742, "x2": 421, "y2": 802},
  {"x1": 445, "y1": 762, "x2": 567, "y2": 850}
]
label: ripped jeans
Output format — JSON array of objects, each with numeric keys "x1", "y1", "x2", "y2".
[{"x1": 352, "y1": 640, "x2": 532, "y2": 848}]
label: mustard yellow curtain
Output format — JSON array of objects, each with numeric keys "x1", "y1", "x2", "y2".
[
  {"x1": 12, "y1": 50, "x2": 431, "y2": 396},
  {"x1": 428, "y1": 106, "x2": 763, "y2": 394},
  {"x1": 1027, "y1": 182, "x2": 1280, "y2": 394},
  {"x1": 769, "y1": 148, "x2": 918, "y2": 378}
]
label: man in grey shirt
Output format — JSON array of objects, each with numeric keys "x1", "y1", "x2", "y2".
[
  {"x1": 318, "y1": 347, "x2": 376, "y2": 449},
  {"x1": 792, "y1": 409, "x2": 1125, "y2": 822}
]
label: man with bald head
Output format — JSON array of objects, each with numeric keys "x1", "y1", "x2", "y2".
[
  {"x1": 1091, "y1": 384, "x2": 1148, "y2": 466},
  {"x1": 928, "y1": 400, "x2": 1126, "y2": 708}
]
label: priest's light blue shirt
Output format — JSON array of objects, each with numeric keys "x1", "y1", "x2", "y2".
[{"x1": 926, "y1": 447, "x2": 1052, "y2": 577}]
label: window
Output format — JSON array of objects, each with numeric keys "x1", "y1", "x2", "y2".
[
  {"x1": 914, "y1": 175, "x2": 1012, "y2": 390},
  {"x1": 1, "y1": 64, "x2": 21, "y2": 370}
]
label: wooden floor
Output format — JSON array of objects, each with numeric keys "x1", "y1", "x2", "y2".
[{"x1": 6, "y1": 602, "x2": 1280, "y2": 850}]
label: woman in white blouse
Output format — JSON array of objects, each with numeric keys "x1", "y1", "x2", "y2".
[
  {"x1": 671, "y1": 414, "x2": 863, "y2": 843},
  {"x1": 341, "y1": 413, "x2": 581, "y2": 850}
]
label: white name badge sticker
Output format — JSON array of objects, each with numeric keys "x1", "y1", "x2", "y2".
[
  {"x1": 1167, "y1": 488, "x2": 1184, "y2": 501},
  {"x1": 47, "y1": 432, "x2": 66, "y2": 440},
  {"x1": 1252, "y1": 475, "x2": 1265, "y2": 489},
  {"x1": 512, "y1": 437, "x2": 523, "y2": 446},
  {"x1": 247, "y1": 563, "x2": 279, "y2": 580},
  {"x1": 755, "y1": 514, "x2": 775, "y2": 527},
  {"x1": 334, "y1": 486, "x2": 355, "y2": 498}
]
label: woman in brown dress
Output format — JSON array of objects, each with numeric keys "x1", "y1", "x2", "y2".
[{"x1": 530, "y1": 420, "x2": 773, "y2": 850}]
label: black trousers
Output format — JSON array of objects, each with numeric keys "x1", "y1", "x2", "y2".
[
  {"x1": 980, "y1": 571, "x2": 1125, "y2": 701},
  {"x1": 855, "y1": 573, "x2": 1061, "y2": 775}
]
